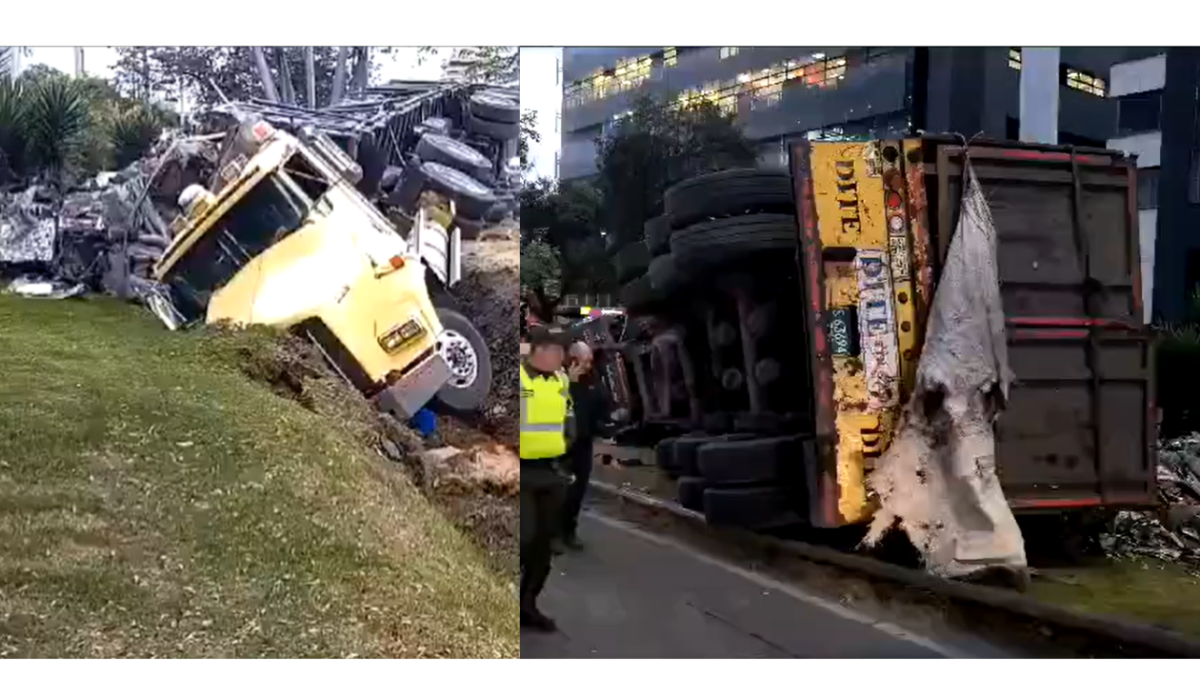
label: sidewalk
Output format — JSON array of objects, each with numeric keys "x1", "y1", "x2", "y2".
[{"x1": 521, "y1": 510, "x2": 987, "y2": 658}]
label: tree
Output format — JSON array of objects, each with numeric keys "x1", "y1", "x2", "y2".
[
  {"x1": 519, "y1": 109, "x2": 539, "y2": 170},
  {"x1": 520, "y1": 177, "x2": 612, "y2": 295},
  {"x1": 443, "y1": 47, "x2": 518, "y2": 85},
  {"x1": 595, "y1": 96, "x2": 757, "y2": 247},
  {"x1": 520, "y1": 238, "x2": 563, "y2": 320},
  {"x1": 113, "y1": 47, "x2": 394, "y2": 110}
]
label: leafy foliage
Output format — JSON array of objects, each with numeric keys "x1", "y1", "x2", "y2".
[
  {"x1": 520, "y1": 177, "x2": 611, "y2": 294},
  {"x1": 444, "y1": 47, "x2": 518, "y2": 85},
  {"x1": 519, "y1": 110, "x2": 539, "y2": 170},
  {"x1": 595, "y1": 96, "x2": 757, "y2": 247},
  {"x1": 112, "y1": 47, "x2": 390, "y2": 110},
  {"x1": 520, "y1": 238, "x2": 563, "y2": 302},
  {"x1": 0, "y1": 65, "x2": 175, "y2": 186}
]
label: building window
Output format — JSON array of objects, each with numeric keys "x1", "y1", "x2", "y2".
[
  {"x1": 719, "y1": 47, "x2": 740, "y2": 60},
  {"x1": 1063, "y1": 66, "x2": 1106, "y2": 97},
  {"x1": 664, "y1": 47, "x2": 677, "y2": 68},
  {"x1": 1137, "y1": 167, "x2": 1160, "y2": 210},
  {"x1": 1008, "y1": 48, "x2": 1022, "y2": 71},
  {"x1": 1117, "y1": 90, "x2": 1162, "y2": 135}
]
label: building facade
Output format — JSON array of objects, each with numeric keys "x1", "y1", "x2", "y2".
[
  {"x1": 1107, "y1": 48, "x2": 1200, "y2": 322},
  {"x1": 559, "y1": 47, "x2": 1158, "y2": 182}
]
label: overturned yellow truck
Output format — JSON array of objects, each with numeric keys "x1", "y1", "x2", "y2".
[{"x1": 150, "y1": 120, "x2": 492, "y2": 418}]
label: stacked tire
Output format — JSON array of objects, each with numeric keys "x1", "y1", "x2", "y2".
[
  {"x1": 656, "y1": 433, "x2": 812, "y2": 529},
  {"x1": 387, "y1": 89, "x2": 521, "y2": 240},
  {"x1": 665, "y1": 168, "x2": 796, "y2": 278}
]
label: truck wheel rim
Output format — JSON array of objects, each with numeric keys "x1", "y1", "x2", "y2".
[{"x1": 438, "y1": 329, "x2": 478, "y2": 388}]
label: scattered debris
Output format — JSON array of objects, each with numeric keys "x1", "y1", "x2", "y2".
[{"x1": 1101, "y1": 434, "x2": 1200, "y2": 566}]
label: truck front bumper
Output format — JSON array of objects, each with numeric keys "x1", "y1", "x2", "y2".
[{"x1": 373, "y1": 351, "x2": 452, "y2": 419}]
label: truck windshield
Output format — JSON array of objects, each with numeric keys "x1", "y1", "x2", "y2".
[{"x1": 166, "y1": 173, "x2": 309, "y2": 321}]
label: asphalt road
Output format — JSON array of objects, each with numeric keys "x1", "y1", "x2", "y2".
[{"x1": 521, "y1": 510, "x2": 1008, "y2": 658}]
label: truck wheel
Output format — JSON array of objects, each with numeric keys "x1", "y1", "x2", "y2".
[
  {"x1": 697, "y1": 435, "x2": 809, "y2": 484},
  {"x1": 712, "y1": 322, "x2": 738, "y2": 347},
  {"x1": 673, "y1": 433, "x2": 754, "y2": 477},
  {"x1": 645, "y1": 215, "x2": 671, "y2": 255},
  {"x1": 647, "y1": 253, "x2": 680, "y2": 294},
  {"x1": 670, "y1": 214, "x2": 796, "y2": 273},
  {"x1": 452, "y1": 215, "x2": 484, "y2": 241},
  {"x1": 615, "y1": 241, "x2": 651, "y2": 284},
  {"x1": 677, "y1": 477, "x2": 707, "y2": 512},
  {"x1": 618, "y1": 275, "x2": 657, "y2": 312},
  {"x1": 734, "y1": 411, "x2": 796, "y2": 434},
  {"x1": 754, "y1": 358, "x2": 782, "y2": 385},
  {"x1": 703, "y1": 485, "x2": 802, "y2": 529},
  {"x1": 466, "y1": 111, "x2": 519, "y2": 141},
  {"x1": 655, "y1": 437, "x2": 679, "y2": 476},
  {"x1": 665, "y1": 168, "x2": 794, "y2": 231},
  {"x1": 469, "y1": 92, "x2": 520, "y2": 124},
  {"x1": 417, "y1": 162, "x2": 497, "y2": 220},
  {"x1": 416, "y1": 134, "x2": 494, "y2": 184},
  {"x1": 433, "y1": 308, "x2": 493, "y2": 413}
]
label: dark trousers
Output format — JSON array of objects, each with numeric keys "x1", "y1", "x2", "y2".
[
  {"x1": 520, "y1": 458, "x2": 568, "y2": 610},
  {"x1": 562, "y1": 438, "x2": 593, "y2": 538}
]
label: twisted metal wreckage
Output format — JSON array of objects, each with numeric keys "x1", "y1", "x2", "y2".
[{"x1": 0, "y1": 79, "x2": 521, "y2": 313}]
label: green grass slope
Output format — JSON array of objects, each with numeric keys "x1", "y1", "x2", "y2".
[{"x1": 0, "y1": 296, "x2": 517, "y2": 658}]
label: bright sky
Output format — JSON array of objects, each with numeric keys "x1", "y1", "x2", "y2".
[{"x1": 519, "y1": 47, "x2": 563, "y2": 181}]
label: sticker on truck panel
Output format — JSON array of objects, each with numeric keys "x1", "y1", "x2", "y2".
[{"x1": 855, "y1": 250, "x2": 900, "y2": 412}]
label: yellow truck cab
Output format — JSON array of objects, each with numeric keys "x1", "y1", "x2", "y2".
[{"x1": 152, "y1": 119, "x2": 492, "y2": 419}]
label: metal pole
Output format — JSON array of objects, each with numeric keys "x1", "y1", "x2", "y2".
[
  {"x1": 304, "y1": 47, "x2": 316, "y2": 109},
  {"x1": 1019, "y1": 47, "x2": 1060, "y2": 145},
  {"x1": 74, "y1": 47, "x2": 85, "y2": 77},
  {"x1": 251, "y1": 47, "x2": 280, "y2": 103}
]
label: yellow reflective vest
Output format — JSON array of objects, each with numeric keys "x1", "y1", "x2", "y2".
[{"x1": 519, "y1": 365, "x2": 572, "y2": 460}]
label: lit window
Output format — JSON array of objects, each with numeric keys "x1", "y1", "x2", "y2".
[
  {"x1": 1065, "y1": 67, "x2": 1106, "y2": 97},
  {"x1": 1009, "y1": 48, "x2": 1022, "y2": 71},
  {"x1": 720, "y1": 47, "x2": 741, "y2": 60},
  {"x1": 665, "y1": 47, "x2": 677, "y2": 68}
]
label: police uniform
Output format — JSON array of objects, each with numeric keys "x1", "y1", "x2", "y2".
[{"x1": 519, "y1": 356, "x2": 573, "y2": 631}]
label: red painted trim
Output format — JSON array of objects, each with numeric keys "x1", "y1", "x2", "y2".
[
  {"x1": 1128, "y1": 163, "x2": 1144, "y2": 319},
  {"x1": 998, "y1": 149, "x2": 1107, "y2": 164},
  {"x1": 1009, "y1": 497, "x2": 1104, "y2": 509},
  {"x1": 1012, "y1": 328, "x2": 1089, "y2": 340},
  {"x1": 1007, "y1": 317, "x2": 1137, "y2": 330}
]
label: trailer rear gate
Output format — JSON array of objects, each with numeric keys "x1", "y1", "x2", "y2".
[{"x1": 922, "y1": 139, "x2": 1156, "y2": 511}]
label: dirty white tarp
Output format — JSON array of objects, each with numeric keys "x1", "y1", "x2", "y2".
[{"x1": 864, "y1": 158, "x2": 1027, "y2": 578}]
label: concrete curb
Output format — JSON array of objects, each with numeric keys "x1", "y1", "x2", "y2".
[{"x1": 590, "y1": 479, "x2": 1200, "y2": 658}]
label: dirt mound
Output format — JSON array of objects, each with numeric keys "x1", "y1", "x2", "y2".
[
  {"x1": 199, "y1": 324, "x2": 518, "y2": 575},
  {"x1": 454, "y1": 239, "x2": 519, "y2": 445}
]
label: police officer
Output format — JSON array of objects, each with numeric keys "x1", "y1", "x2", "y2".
[{"x1": 519, "y1": 326, "x2": 573, "y2": 632}]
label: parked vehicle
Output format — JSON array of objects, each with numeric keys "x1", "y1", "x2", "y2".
[{"x1": 607, "y1": 136, "x2": 1155, "y2": 531}]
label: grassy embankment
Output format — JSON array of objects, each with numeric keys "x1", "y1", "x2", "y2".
[{"x1": 0, "y1": 296, "x2": 517, "y2": 658}]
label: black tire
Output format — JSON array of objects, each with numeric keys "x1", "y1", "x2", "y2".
[
  {"x1": 712, "y1": 322, "x2": 738, "y2": 348},
  {"x1": 673, "y1": 433, "x2": 754, "y2": 478},
  {"x1": 416, "y1": 134, "x2": 494, "y2": 184},
  {"x1": 618, "y1": 275, "x2": 657, "y2": 311},
  {"x1": 665, "y1": 168, "x2": 794, "y2": 230},
  {"x1": 702, "y1": 412, "x2": 731, "y2": 434},
  {"x1": 466, "y1": 111, "x2": 519, "y2": 141},
  {"x1": 703, "y1": 486, "x2": 802, "y2": 529},
  {"x1": 697, "y1": 434, "x2": 809, "y2": 484},
  {"x1": 754, "y1": 358, "x2": 782, "y2": 385},
  {"x1": 614, "y1": 241, "x2": 651, "y2": 284},
  {"x1": 469, "y1": 92, "x2": 520, "y2": 124},
  {"x1": 432, "y1": 308, "x2": 493, "y2": 413},
  {"x1": 645, "y1": 215, "x2": 671, "y2": 255},
  {"x1": 670, "y1": 214, "x2": 796, "y2": 273},
  {"x1": 746, "y1": 303, "x2": 777, "y2": 339},
  {"x1": 677, "y1": 477, "x2": 707, "y2": 512},
  {"x1": 655, "y1": 437, "x2": 679, "y2": 475},
  {"x1": 379, "y1": 165, "x2": 405, "y2": 193},
  {"x1": 734, "y1": 411, "x2": 800, "y2": 435},
  {"x1": 417, "y1": 162, "x2": 497, "y2": 220},
  {"x1": 647, "y1": 253, "x2": 681, "y2": 295}
]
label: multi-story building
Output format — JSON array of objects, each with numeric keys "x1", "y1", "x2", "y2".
[
  {"x1": 558, "y1": 47, "x2": 1158, "y2": 182},
  {"x1": 1107, "y1": 48, "x2": 1200, "y2": 322}
]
